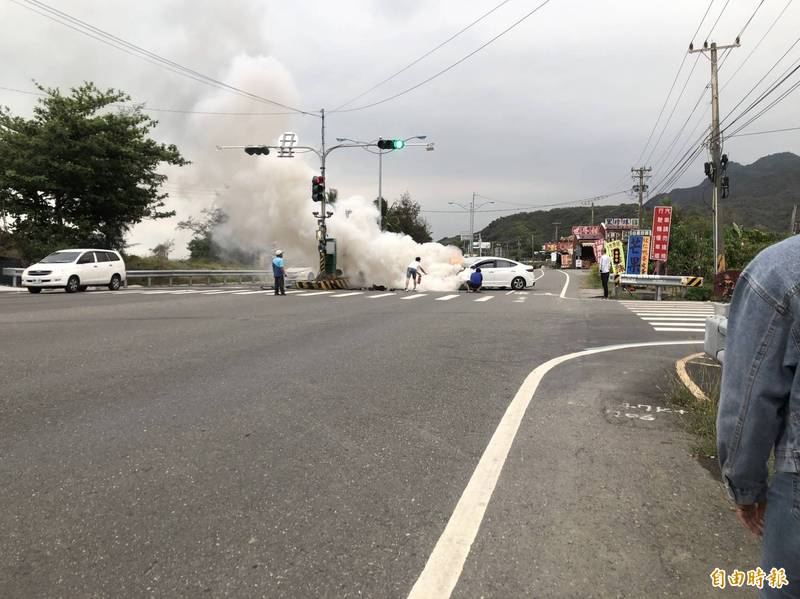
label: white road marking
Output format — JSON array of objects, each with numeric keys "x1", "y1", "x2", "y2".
[
  {"x1": 505, "y1": 290, "x2": 515, "y2": 296},
  {"x1": 367, "y1": 293, "x2": 395, "y2": 299},
  {"x1": 298, "y1": 291, "x2": 334, "y2": 296},
  {"x1": 284, "y1": 290, "x2": 306, "y2": 294},
  {"x1": 331, "y1": 292, "x2": 364, "y2": 298},
  {"x1": 436, "y1": 295, "x2": 460, "y2": 301},
  {"x1": 401, "y1": 293, "x2": 428, "y2": 300},
  {"x1": 474, "y1": 296, "x2": 494, "y2": 302},
  {"x1": 644, "y1": 317, "x2": 708, "y2": 322},
  {"x1": 558, "y1": 270, "x2": 570, "y2": 298},
  {"x1": 533, "y1": 269, "x2": 545, "y2": 281},
  {"x1": 653, "y1": 327, "x2": 705, "y2": 332},
  {"x1": 231, "y1": 290, "x2": 270, "y2": 295},
  {"x1": 407, "y1": 340, "x2": 703, "y2": 599}
]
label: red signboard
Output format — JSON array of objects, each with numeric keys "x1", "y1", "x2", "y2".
[
  {"x1": 571, "y1": 225, "x2": 603, "y2": 239},
  {"x1": 651, "y1": 206, "x2": 673, "y2": 262}
]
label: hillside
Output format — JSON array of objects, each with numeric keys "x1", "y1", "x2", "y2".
[
  {"x1": 439, "y1": 152, "x2": 800, "y2": 250},
  {"x1": 646, "y1": 152, "x2": 800, "y2": 230}
]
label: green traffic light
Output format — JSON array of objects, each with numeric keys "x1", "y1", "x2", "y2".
[{"x1": 392, "y1": 139, "x2": 405, "y2": 149}]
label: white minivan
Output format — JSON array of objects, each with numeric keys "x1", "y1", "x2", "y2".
[{"x1": 22, "y1": 249, "x2": 127, "y2": 294}]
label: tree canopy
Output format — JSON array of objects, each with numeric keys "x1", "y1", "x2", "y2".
[
  {"x1": 384, "y1": 192, "x2": 432, "y2": 243},
  {"x1": 0, "y1": 82, "x2": 187, "y2": 261}
]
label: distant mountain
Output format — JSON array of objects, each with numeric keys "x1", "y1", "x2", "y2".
[
  {"x1": 645, "y1": 152, "x2": 800, "y2": 231},
  {"x1": 438, "y1": 152, "x2": 800, "y2": 249}
]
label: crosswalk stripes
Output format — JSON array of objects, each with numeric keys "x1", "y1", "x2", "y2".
[
  {"x1": 435, "y1": 294, "x2": 460, "y2": 301},
  {"x1": 400, "y1": 293, "x2": 428, "y2": 300},
  {"x1": 331, "y1": 291, "x2": 364, "y2": 298},
  {"x1": 367, "y1": 293, "x2": 395, "y2": 299},
  {"x1": 474, "y1": 296, "x2": 494, "y2": 302},
  {"x1": 619, "y1": 300, "x2": 713, "y2": 334}
]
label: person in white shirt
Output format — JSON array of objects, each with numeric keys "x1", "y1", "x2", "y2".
[
  {"x1": 598, "y1": 248, "x2": 612, "y2": 299},
  {"x1": 405, "y1": 257, "x2": 427, "y2": 291}
]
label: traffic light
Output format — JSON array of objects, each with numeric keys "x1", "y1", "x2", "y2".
[
  {"x1": 312, "y1": 175, "x2": 325, "y2": 202},
  {"x1": 376, "y1": 138, "x2": 405, "y2": 150},
  {"x1": 244, "y1": 146, "x2": 270, "y2": 156}
]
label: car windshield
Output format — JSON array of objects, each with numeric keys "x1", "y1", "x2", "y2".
[{"x1": 39, "y1": 251, "x2": 81, "y2": 264}]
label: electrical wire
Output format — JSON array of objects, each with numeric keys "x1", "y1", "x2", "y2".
[
  {"x1": 330, "y1": 0, "x2": 554, "y2": 113},
  {"x1": 11, "y1": 0, "x2": 317, "y2": 116},
  {"x1": 727, "y1": 124, "x2": 800, "y2": 137},
  {"x1": 334, "y1": 0, "x2": 519, "y2": 111},
  {"x1": 721, "y1": 0, "x2": 793, "y2": 90},
  {"x1": 704, "y1": 0, "x2": 730, "y2": 42},
  {"x1": 420, "y1": 190, "x2": 629, "y2": 214}
]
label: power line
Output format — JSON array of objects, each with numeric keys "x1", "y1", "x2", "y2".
[
  {"x1": 330, "y1": 0, "x2": 554, "y2": 113},
  {"x1": 334, "y1": 0, "x2": 519, "y2": 111},
  {"x1": 0, "y1": 84, "x2": 297, "y2": 116},
  {"x1": 728, "y1": 124, "x2": 800, "y2": 137},
  {"x1": 632, "y1": 0, "x2": 715, "y2": 167},
  {"x1": 720, "y1": 0, "x2": 794, "y2": 90},
  {"x1": 11, "y1": 0, "x2": 317, "y2": 117},
  {"x1": 704, "y1": 0, "x2": 730, "y2": 41},
  {"x1": 421, "y1": 190, "x2": 629, "y2": 214}
]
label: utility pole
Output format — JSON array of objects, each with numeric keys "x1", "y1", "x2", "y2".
[
  {"x1": 590, "y1": 200, "x2": 594, "y2": 226},
  {"x1": 690, "y1": 38, "x2": 740, "y2": 274},
  {"x1": 631, "y1": 166, "x2": 652, "y2": 223},
  {"x1": 448, "y1": 193, "x2": 494, "y2": 257},
  {"x1": 318, "y1": 108, "x2": 327, "y2": 276},
  {"x1": 552, "y1": 222, "x2": 561, "y2": 243}
]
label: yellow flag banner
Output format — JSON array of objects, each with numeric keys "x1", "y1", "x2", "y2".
[{"x1": 605, "y1": 240, "x2": 626, "y2": 276}]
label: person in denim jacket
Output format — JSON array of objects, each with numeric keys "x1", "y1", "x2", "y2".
[{"x1": 718, "y1": 235, "x2": 800, "y2": 596}]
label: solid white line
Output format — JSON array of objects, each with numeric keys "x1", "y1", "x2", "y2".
[
  {"x1": 533, "y1": 269, "x2": 545, "y2": 281},
  {"x1": 558, "y1": 270, "x2": 570, "y2": 298},
  {"x1": 367, "y1": 293, "x2": 395, "y2": 299},
  {"x1": 232, "y1": 290, "x2": 270, "y2": 295},
  {"x1": 644, "y1": 317, "x2": 708, "y2": 322},
  {"x1": 505, "y1": 290, "x2": 515, "y2": 296},
  {"x1": 284, "y1": 290, "x2": 306, "y2": 294},
  {"x1": 634, "y1": 313, "x2": 712, "y2": 317},
  {"x1": 401, "y1": 293, "x2": 428, "y2": 300},
  {"x1": 474, "y1": 296, "x2": 494, "y2": 302},
  {"x1": 406, "y1": 340, "x2": 703, "y2": 599},
  {"x1": 436, "y1": 294, "x2": 460, "y2": 301},
  {"x1": 298, "y1": 291, "x2": 334, "y2": 296},
  {"x1": 653, "y1": 327, "x2": 706, "y2": 332},
  {"x1": 331, "y1": 292, "x2": 364, "y2": 298}
]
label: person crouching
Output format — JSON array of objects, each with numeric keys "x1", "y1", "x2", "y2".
[{"x1": 468, "y1": 267, "x2": 483, "y2": 293}]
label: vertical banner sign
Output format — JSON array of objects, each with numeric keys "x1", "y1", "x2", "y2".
[
  {"x1": 651, "y1": 206, "x2": 673, "y2": 262},
  {"x1": 640, "y1": 235, "x2": 651, "y2": 274},
  {"x1": 626, "y1": 235, "x2": 643, "y2": 274},
  {"x1": 605, "y1": 240, "x2": 625, "y2": 276},
  {"x1": 593, "y1": 239, "x2": 605, "y2": 262}
]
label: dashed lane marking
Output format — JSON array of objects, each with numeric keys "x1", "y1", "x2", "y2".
[
  {"x1": 474, "y1": 296, "x2": 494, "y2": 302},
  {"x1": 435, "y1": 295, "x2": 460, "y2": 301},
  {"x1": 331, "y1": 291, "x2": 365, "y2": 298},
  {"x1": 297, "y1": 291, "x2": 335, "y2": 296},
  {"x1": 400, "y1": 293, "x2": 428, "y2": 300},
  {"x1": 367, "y1": 293, "x2": 395, "y2": 299}
]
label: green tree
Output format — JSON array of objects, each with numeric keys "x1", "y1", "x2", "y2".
[
  {"x1": 177, "y1": 207, "x2": 227, "y2": 261},
  {"x1": 384, "y1": 192, "x2": 432, "y2": 243},
  {"x1": 0, "y1": 82, "x2": 188, "y2": 261}
]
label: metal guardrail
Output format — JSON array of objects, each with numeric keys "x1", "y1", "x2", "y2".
[
  {"x1": 2, "y1": 267, "x2": 316, "y2": 288},
  {"x1": 618, "y1": 274, "x2": 704, "y2": 300}
]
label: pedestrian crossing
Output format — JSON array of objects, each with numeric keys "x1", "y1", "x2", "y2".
[
  {"x1": 620, "y1": 300, "x2": 714, "y2": 333},
  {"x1": 109, "y1": 287, "x2": 530, "y2": 305}
]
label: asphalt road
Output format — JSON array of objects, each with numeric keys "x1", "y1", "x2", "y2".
[{"x1": 0, "y1": 270, "x2": 758, "y2": 598}]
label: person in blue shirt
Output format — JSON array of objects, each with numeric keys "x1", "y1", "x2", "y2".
[
  {"x1": 272, "y1": 250, "x2": 286, "y2": 296},
  {"x1": 468, "y1": 267, "x2": 483, "y2": 293}
]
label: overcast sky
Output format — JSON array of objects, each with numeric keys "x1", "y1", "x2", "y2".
[{"x1": 2, "y1": 0, "x2": 799, "y2": 254}]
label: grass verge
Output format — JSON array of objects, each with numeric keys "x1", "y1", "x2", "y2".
[{"x1": 666, "y1": 366, "x2": 720, "y2": 459}]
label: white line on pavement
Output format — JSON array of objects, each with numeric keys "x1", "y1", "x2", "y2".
[
  {"x1": 558, "y1": 270, "x2": 570, "y2": 298},
  {"x1": 653, "y1": 327, "x2": 705, "y2": 332},
  {"x1": 406, "y1": 340, "x2": 703, "y2": 599},
  {"x1": 367, "y1": 293, "x2": 395, "y2": 299},
  {"x1": 474, "y1": 296, "x2": 494, "y2": 302},
  {"x1": 231, "y1": 290, "x2": 270, "y2": 295},
  {"x1": 331, "y1": 292, "x2": 364, "y2": 298},
  {"x1": 298, "y1": 291, "x2": 334, "y2": 296},
  {"x1": 645, "y1": 317, "x2": 708, "y2": 322},
  {"x1": 284, "y1": 290, "x2": 306, "y2": 294},
  {"x1": 436, "y1": 295, "x2": 460, "y2": 301},
  {"x1": 401, "y1": 293, "x2": 428, "y2": 300},
  {"x1": 505, "y1": 290, "x2": 515, "y2": 296}
]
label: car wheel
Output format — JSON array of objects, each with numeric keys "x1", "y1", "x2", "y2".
[
  {"x1": 511, "y1": 276, "x2": 526, "y2": 290},
  {"x1": 65, "y1": 276, "x2": 80, "y2": 293},
  {"x1": 27, "y1": 287, "x2": 41, "y2": 294},
  {"x1": 108, "y1": 274, "x2": 122, "y2": 291},
  {"x1": 79, "y1": 285, "x2": 88, "y2": 292}
]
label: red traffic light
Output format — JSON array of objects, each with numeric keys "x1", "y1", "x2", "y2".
[{"x1": 312, "y1": 175, "x2": 325, "y2": 185}]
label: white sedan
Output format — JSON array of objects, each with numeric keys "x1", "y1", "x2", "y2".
[{"x1": 459, "y1": 257, "x2": 536, "y2": 290}]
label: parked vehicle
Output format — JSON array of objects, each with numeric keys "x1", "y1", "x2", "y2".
[
  {"x1": 459, "y1": 257, "x2": 535, "y2": 290},
  {"x1": 22, "y1": 249, "x2": 127, "y2": 294}
]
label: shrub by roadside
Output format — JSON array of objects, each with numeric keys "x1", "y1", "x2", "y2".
[{"x1": 667, "y1": 369, "x2": 720, "y2": 459}]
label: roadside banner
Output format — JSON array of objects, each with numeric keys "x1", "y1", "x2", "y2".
[
  {"x1": 593, "y1": 239, "x2": 605, "y2": 262},
  {"x1": 651, "y1": 206, "x2": 673, "y2": 261},
  {"x1": 626, "y1": 235, "x2": 643, "y2": 274},
  {"x1": 605, "y1": 240, "x2": 626, "y2": 276},
  {"x1": 640, "y1": 235, "x2": 651, "y2": 274}
]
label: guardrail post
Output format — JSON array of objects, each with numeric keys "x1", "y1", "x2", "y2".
[
  {"x1": 169, "y1": 277, "x2": 173, "y2": 287},
  {"x1": 189, "y1": 276, "x2": 192, "y2": 287},
  {"x1": 206, "y1": 276, "x2": 210, "y2": 286},
  {"x1": 239, "y1": 276, "x2": 243, "y2": 285},
  {"x1": 147, "y1": 276, "x2": 151, "y2": 287},
  {"x1": 13, "y1": 274, "x2": 19, "y2": 287},
  {"x1": 656, "y1": 286, "x2": 662, "y2": 301},
  {"x1": 223, "y1": 275, "x2": 227, "y2": 286}
]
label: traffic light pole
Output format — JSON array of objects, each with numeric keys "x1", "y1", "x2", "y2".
[{"x1": 690, "y1": 39, "x2": 739, "y2": 275}]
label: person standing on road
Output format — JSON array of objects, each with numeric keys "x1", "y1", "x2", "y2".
[
  {"x1": 405, "y1": 257, "x2": 427, "y2": 292},
  {"x1": 718, "y1": 236, "x2": 800, "y2": 596},
  {"x1": 598, "y1": 248, "x2": 612, "y2": 299},
  {"x1": 468, "y1": 267, "x2": 483, "y2": 293},
  {"x1": 272, "y1": 250, "x2": 286, "y2": 296}
]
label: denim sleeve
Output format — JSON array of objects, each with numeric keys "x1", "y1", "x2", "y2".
[{"x1": 717, "y1": 276, "x2": 793, "y2": 505}]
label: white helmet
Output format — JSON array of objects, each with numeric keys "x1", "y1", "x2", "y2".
[{"x1": 275, "y1": 249, "x2": 283, "y2": 256}]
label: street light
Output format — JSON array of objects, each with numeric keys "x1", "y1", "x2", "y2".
[
  {"x1": 335, "y1": 135, "x2": 431, "y2": 231},
  {"x1": 449, "y1": 193, "x2": 495, "y2": 256}
]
